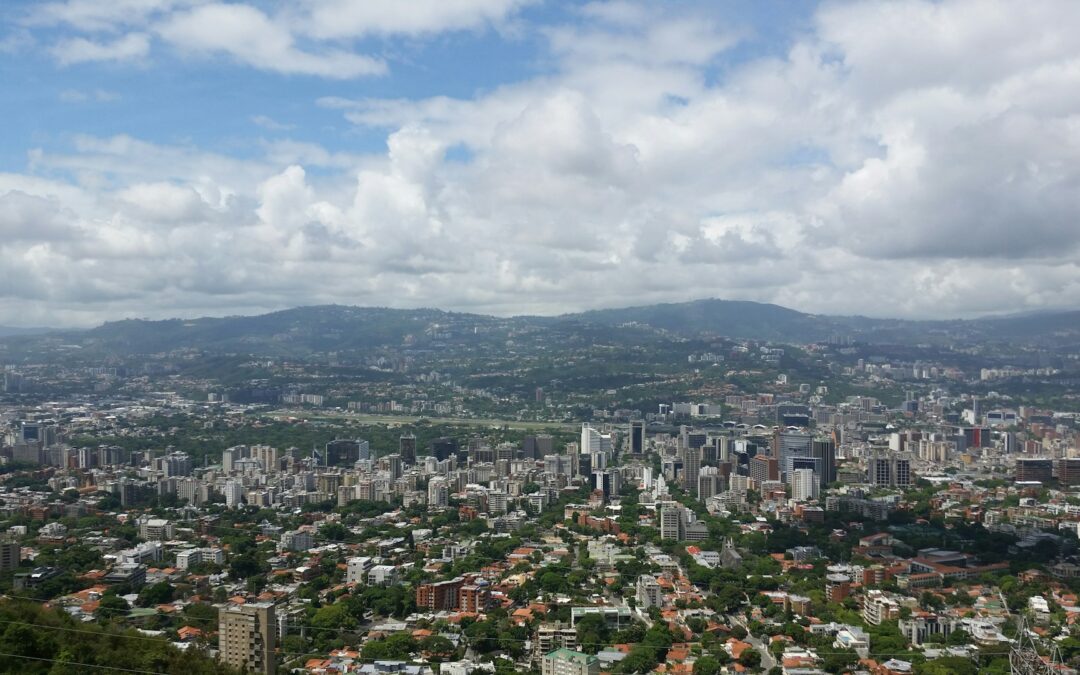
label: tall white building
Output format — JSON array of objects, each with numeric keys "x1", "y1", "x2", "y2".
[
  {"x1": 791, "y1": 468, "x2": 819, "y2": 501},
  {"x1": 224, "y1": 480, "x2": 244, "y2": 509},
  {"x1": 580, "y1": 424, "x2": 612, "y2": 456},
  {"x1": 428, "y1": 477, "x2": 449, "y2": 508}
]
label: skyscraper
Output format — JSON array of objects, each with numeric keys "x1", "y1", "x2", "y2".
[
  {"x1": 219, "y1": 602, "x2": 276, "y2": 674},
  {"x1": 580, "y1": 424, "x2": 612, "y2": 456},
  {"x1": 812, "y1": 438, "x2": 837, "y2": 488},
  {"x1": 792, "y1": 468, "x2": 819, "y2": 501},
  {"x1": 399, "y1": 434, "x2": 417, "y2": 465},
  {"x1": 630, "y1": 421, "x2": 645, "y2": 454},
  {"x1": 682, "y1": 445, "x2": 701, "y2": 497}
]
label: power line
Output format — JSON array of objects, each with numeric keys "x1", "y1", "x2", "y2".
[{"x1": 0, "y1": 650, "x2": 167, "y2": 675}]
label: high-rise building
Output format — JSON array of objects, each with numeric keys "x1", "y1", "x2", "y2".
[
  {"x1": 868, "y1": 451, "x2": 914, "y2": 488},
  {"x1": 219, "y1": 603, "x2": 276, "y2": 674},
  {"x1": 580, "y1": 424, "x2": 612, "y2": 456},
  {"x1": 428, "y1": 477, "x2": 449, "y2": 508},
  {"x1": 1016, "y1": 458, "x2": 1054, "y2": 483},
  {"x1": 431, "y1": 437, "x2": 457, "y2": 461},
  {"x1": 750, "y1": 455, "x2": 779, "y2": 484},
  {"x1": 812, "y1": 439, "x2": 837, "y2": 488},
  {"x1": 324, "y1": 439, "x2": 365, "y2": 466},
  {"x1": 791, "y1": 468, "x2": 819, "y2": 501},
  {"x1": 697, "y1": 467, "x2": 724, "y2": 501},
  {"x1": 0, "y1": 539, "x2": 20, "y2": 571},
  {"x1": 682, "y1": 445, "x2": 701, "y2": 497},
  {"x1": 629, "y1": 421, "x2": 645, "y2": 455},
  {"x1": 224, "y1": 480, "x2": 244, "y2": 509},
  {"x1": 592, "y1": 469, "x2": 622, "y2": 500},
  {"x1": 776, "y1": 430, "x2": 813, "y2": 480},
  {"x1": 1059, "y1": 459, "x2": 1080, "y2": 486},
  {"x1": 399, "y1": 434, "x2": 417, "y2": 465}
]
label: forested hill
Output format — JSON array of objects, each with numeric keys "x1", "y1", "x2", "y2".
[{"x1": 3, "y1": 299, "x2": 1078, "y2": 357}]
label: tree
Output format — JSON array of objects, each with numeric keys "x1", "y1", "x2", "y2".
[
  {"x1": 915, "y1": 656, "x2": 978, "y2": 675},
  {"x1": 946, "y1": 628, "x2": 971, "y2": 647},
  {"x1": 693, "y1": 655, "x2": 721, "y2": 675},
  {"x1": 95, "y1": 593, "x2": 130, "y2": 621},
  {"x1": 137, "y1": 581, "x2": 175, "y2": 608},
  {"x1": 361, "y1": 632, "x2": 416, "y2": 660},
  {"x1": 738, "y1": 648, "x2": 761, "y2": 668}
]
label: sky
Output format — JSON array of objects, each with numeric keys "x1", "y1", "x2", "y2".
[{"x1": 2, "y1": 0, "x2": 1080, "y2": 328}]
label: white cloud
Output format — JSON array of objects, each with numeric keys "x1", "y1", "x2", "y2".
[
  {"x1": 251, "y1": 115, "x2": 295, "y2": 131},
  {"x1": 59, "y1": 88, "x2": 120, "y2": 102},
  {"x1": 5, "y1": 0, "x2": 1080, "y2": 326},
  {"x1": 51, "y1": 32, "x2": 150, "y2": 65},
  {"x1": 157, "y1": 3, "x2": 385, "y2": 78},
  {"x1": 298, "y1": 0, "x2": 531, "y2": 39}
]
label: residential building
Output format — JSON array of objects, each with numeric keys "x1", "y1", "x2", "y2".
[{"x1": 219, "y1": 602, "x2": 276, "y2": 674}]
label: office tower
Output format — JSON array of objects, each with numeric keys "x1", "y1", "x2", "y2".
[
  {"x1": 682, "y1": 445, "x2": 701, "y2": 497},
  {"x1": 776, "y1": 430, "x2": 813, "y2": 479},
  {"x1": 1002, "y1": 432, "x2": 1017, "y2": 455},
  {"x1": 536, "y1": 434, "x2": 555, "y2": 456},
  {"x1": 576, "y1": 452, "x2": 592, "y2": 479},
  {"x1": 592, "y1": 469, "x2": 622, "y2": 500},
  {"x1": 868, "y1": 451, "x2": 914, "y2": 488},
  {"x1": 219, "y1": 603, "x2": 276, "y2": 674},
  {"x1": 659, "y1": 504, "x2": 683, "y2": 540},
  {"x1": 1016, "y1": 458, "x2": 1054, "y2": 483},
  {"x1": 544, "y1": 454, "x2": 571, "y2": 476},
  {"x1": 399, "y1": 434, "x2": 417, "y2": 465},
  {"x1": 702, "y1": 438, "x2": 718, "y2": 465},
  {"x1": 1058, "y1": 459, "x2": 1080, "y2": 486},
  {"x1": 812, "y1": 438, "x2": 837, "y2": 488},
  {"x1": 384, "y1": 454, "x2": 403, "y2": 480},
  {"x1": 431, "y1": 437, "x2": 458, "y2": 462},
  {"x1": 580, "y1": 424, "x2": 612, "y2": 456},
  {"x1": 630, "y1": 421, "x2": 645, "y2": 454},
  {"x1": 19, "y1": 421, "x2": 40, "y2": 443},
  {"x1": 792, "y1": 468, "x2": 819, "y2": 501},
  {"x1": 324, "y1": 439, "x2": 364, "y2": 466},
  {"x1": 697, "y1": 466, "x2": 724, "y2": 501},
  {"x1": 522, "y1": 435, "x2": 539, "y2": 459},
  {"x1": 717, "y1": 436, "x2": 731, "y2": 462},
  {"x1": 750, "y1": 455, "x2": 779, "y2": 484}
]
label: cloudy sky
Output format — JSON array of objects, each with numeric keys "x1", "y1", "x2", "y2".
[{"x1": 2, "y1": 0, "x2": 1079, "y2": 327}]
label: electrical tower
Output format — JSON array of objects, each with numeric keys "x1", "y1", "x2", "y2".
[{"x1": 1010, "y1": 616, "x2": 1060, "y2": 675}]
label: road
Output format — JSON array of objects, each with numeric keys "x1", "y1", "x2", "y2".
[{"x1": 729, "y1": 613, "x2": 776, "y2": 672}]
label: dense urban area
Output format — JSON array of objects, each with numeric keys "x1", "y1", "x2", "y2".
[{"x1": 1, "y1": 301, "x2": 1079, "y2": 675}]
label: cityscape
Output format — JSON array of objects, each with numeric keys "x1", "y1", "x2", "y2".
[
  {"x1": 3, "y1": 0, "x2": 1080, "y2": 674},
  {"x1": 0, "y1": 299, "x2": 1078, "y2": 675}
]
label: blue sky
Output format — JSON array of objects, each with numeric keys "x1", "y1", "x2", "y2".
[
  {"x1": 1, "y1": 0, "x2": 1078, "y2": 327},
  {"x1": 0, "y1": 1, "x2": 814, "y2": 167}
]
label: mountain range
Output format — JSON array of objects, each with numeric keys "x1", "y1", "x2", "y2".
[{"x1": 5, "y1": 299, "x2": 1078, "y2": 357}]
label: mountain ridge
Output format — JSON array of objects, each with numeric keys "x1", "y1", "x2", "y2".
[{"x1": 5, "y1": 299, "x2": 1078, "y2": 356}]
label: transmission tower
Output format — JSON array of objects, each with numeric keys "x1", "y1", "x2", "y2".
[{"x1": 1010, "y1": 616, "x2": 1059, "y2": 675}]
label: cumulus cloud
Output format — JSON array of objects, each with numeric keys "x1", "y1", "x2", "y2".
[{"x1": 5, "y1": 0, "x2": 1080, "y2": 326}]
